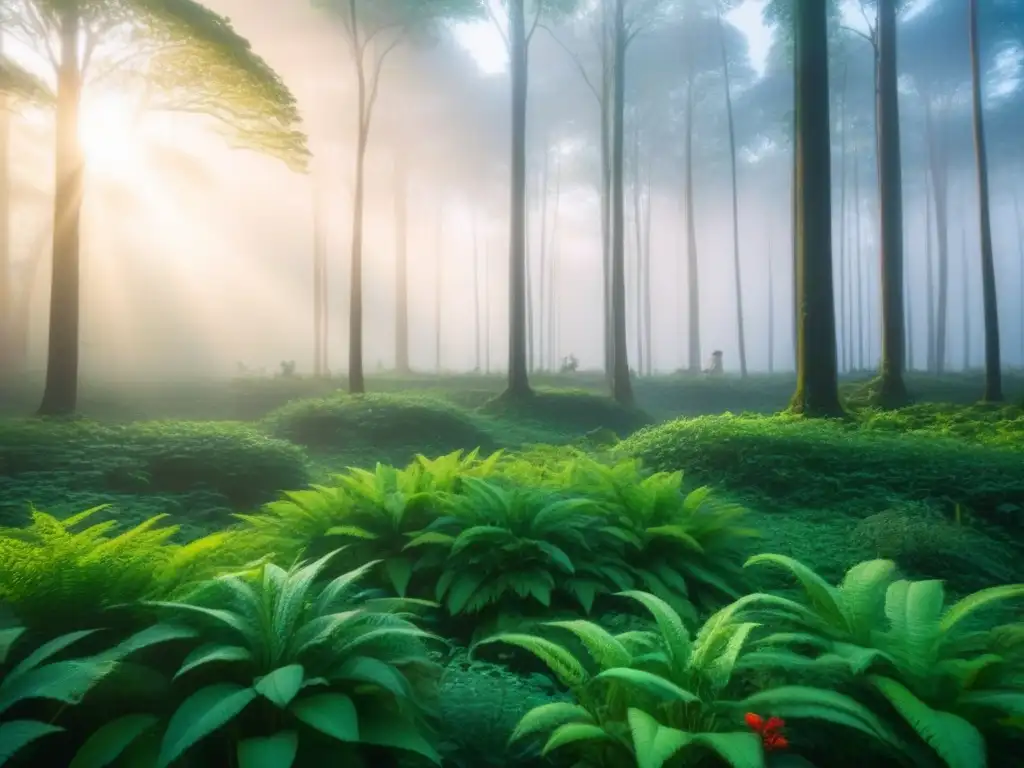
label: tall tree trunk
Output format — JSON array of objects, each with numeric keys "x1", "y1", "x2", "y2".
[
  {"x1": 925, "y1": 167, "x2": 936, "y2": 373},
  {"x1": 684, "y1": 58, "x2": 701, "y2": 373},
  {"x1": 1013, "y1": 184, "x2": 1023, "y2": 366},
  {"x1": 38, "y1": 7, "x2": 85, "y2": 416},
  {"x1": 393, "y1": 153, "x2": 410, "y2": 374},
  {"x1": 609, "y1": 0, "x2": 632, "y2": 405},
  {"x1": 874, "y1": 0, "x2": 908, "y2": 406},
  {"x1": 504, "y1": 0, "x2": 532, "y2": 398},
  {"x1": 642, "y1": 159, "x2": 653, "y2": 375},
  {"x1": 790, "y1": 0, "x2": 842, "y2": 416},
  {"x1": 472, "y1": 211, "x2": 481, "y2": 372},
  {"x1": 718, "y1": 9, "x2": 746, "y2": 378},
  {"x1": 526, "y1": 203, "x2": 534, "y2": 373},
  {"x1": 855, "y1": 148, "x2": 865, "y2": 371},
  {"x1": 347, "y1": 54, "x2": 370, "y2": 394},
  {"x1": 962, "y1": 226, "x2": 970, "y2": 371},
  {"x1": 434, "y1": 204, "x2": 443, "y2": 373},
  {"x1": 837, "y1": 63, "x2": 848, "y2": 375},
  {"x1": 968, "y1": 0, "x2": 1002, "y2": 401},
  {"x1": 0, "y1": 31, "x2": 11, "y2": 379},
  {"x1": 768, "y1": 234, "x2": 775, "y2": 374},
  {"x1": 925, "y1": 97, "x2": 950, "y2": 373},
  {"x1": 537, "y1": 147, "x2": 549, "y2": 372},
  {"x1": 313, "y1": 180, "x2": 325, "y2": 376},
  {"x1": 548, "y1": 151, "x2": 561, "y2": 371},
  {"x1": 600, "y1": 3, "x2": 613, "y2": 386}
]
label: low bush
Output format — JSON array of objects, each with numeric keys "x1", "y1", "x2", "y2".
[
  {"x1": 264, "y1": 393, "x2": 495, "y2": 457},
  {"x1": 856, "y1": 402, "x2": 1024, "y2": 449},
  {"x1": 0, "y1": 419, "x2": 310, "y2": 530},
  {"x1": 621, "y1": 414, "x2": 1024, "y2": 530},
  {"x1": 481, "y1": 387, "x2": 651, "y2": 437}
]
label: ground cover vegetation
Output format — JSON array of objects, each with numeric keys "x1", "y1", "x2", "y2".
[{"x1": 1, "y1": 374, "x2": 1024, "y2": 767}]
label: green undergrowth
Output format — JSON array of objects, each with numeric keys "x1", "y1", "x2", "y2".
[
  {"x1": 855, "y1": 402, "x2": 1024, "y2": 448},
  {"x1": 0, "y1": 419, "x2": 311, "y2": 533}
]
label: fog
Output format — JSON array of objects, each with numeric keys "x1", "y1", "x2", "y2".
[{"x1": 3, "y1": 0, "x2": 1023, "y2": 381}]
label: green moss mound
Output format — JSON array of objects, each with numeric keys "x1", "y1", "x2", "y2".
[
  {"x1": 620, "y1": 413, "x2": 1024, "y2": 528},
  {"x1": 856, "y1": 402, "x2": 1024, "y2": 448},
  {"x1": 482, "y1": 387, "x2": 651, "y2": 437},
  {"x1": 0, "y1": 419, "x2": 310, "y2": 531},
  {"x1": 265, "y1": 392, "x2": 496, "y2": 454}
]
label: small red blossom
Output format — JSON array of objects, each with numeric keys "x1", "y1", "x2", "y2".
[{"x1": 744, "y1": 712, "x2": 789, "y2": 751}]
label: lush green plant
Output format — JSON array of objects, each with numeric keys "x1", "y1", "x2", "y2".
[
  {"x1": 740, "y1": 554, "x2": 1024, "y2": 768},
  {"x1": 856, "y1": 403, "x2": 1024, "y2": 450},
  {"x1": 0, "y1": 506, "x2": 234, "y2": 636},
  {"x1": 475, "y1": 590, "x2": 894, "y2": 768},
  {"x1": 94, "y1": 551, "x2": 443, "y2": 767}
]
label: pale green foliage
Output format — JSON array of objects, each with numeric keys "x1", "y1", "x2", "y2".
[
  {"x1": 0, "y1": 57, "x2": 53, "y2": 103},
  {"x1": 476, "y1": 589, "x2": 883, "y2": 768},
  {"x1": 0, "y1": 506, "x2": 237, "y2": 635},
  {"x1": 740, "y1": 554, "x2": 1024, "y2": 768},
  {"x1": 115, "y1": 551, "x2": 444, "y2": 766}
]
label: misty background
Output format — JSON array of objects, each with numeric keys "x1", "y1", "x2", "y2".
[{"x1": 4, "y1": 0, "x2": 1023, "y2": 380}]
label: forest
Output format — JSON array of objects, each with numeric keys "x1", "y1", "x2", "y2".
[{"x1": 0, "y1": 0, "x2": 1023, "y2": 767}]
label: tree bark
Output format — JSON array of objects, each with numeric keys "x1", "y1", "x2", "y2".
[
  {"x1": 718, "y1": 9, "x2": 746, "y2": 378},
  {"x1": 600, "y1": 3, "x2": 614, "y2": 386},
  {"x1": 393, "y1": 152, "x2": 410, "y2": 374},
  {"x1": 684, "y1": 55, "x2": 701, "y2": 373},
  {"x1": 503, "y1": 0, "x2": 532, "y2": 399},
  {"x1": 38, "y1": 7, "x2": 85, "y2": 416},
  {"x1": 968, "y1": 0, "x2": 1002, "y2": 401},
  {"x1": 925, "y1": 97, "x2": 950, "y2": 373},
  {"x1": 837, "y1": 63, "x2": 848, "y2": 375},
  {"x1": 790, "y1": 0, "x2": 842, "y2": 417},
  {"x1": 874, "y1": 0, "x2": 908, "y2": 406},
  {"x1": 347, "y1": 50, "x2": 369, "y2": 393},
  {"x1": 609, "y1": 0, "x2": 632, "y2": 406}
]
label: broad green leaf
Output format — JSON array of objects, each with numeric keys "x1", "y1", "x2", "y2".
[
  {"x1": 940, "y1": 584, "x2": 1024, "y2": 634},
  {"x1": 541, "y1": 723, "x2": 611, "y2": 755},
  {"x1": 175, "y1": 644, "x2": 253, "y2": 680},
  {"x1": 237, "y1": 731, "x2": 299, "y2": 768},
  {"x1": 384, "y1": 557, "x2": 414, "y2": 597},
  {"x1": 291, "y1": 693, "x2": 358, "y2": 742},
  {"x1": 0, "y1": 659, "x2": 117, "y2": 716},
  {"x1": 0, "y1": 720, "x2": 63, "y2": 766},
  {"x1": 693, "y1": 732, "x2": 764, "y2": 768},
  {"x1": 0, "y1": 628, "x2": 26, "y2": 665},
  {"x1": 332, "y1": 656, "x2": 409, "y2": 699},
  {"x1": 595, "y1": 668, "x2": 700, "y2": 703},
  {"x1": 545, "y1": 620, "x2": 632, "y2": 670},
  {"x1": 255, "y1": 665, "x2": 305, "y2": 709},
  {"x1": 157, "y1": 684, "x2": 258, "y2": 768},
  {"x1": 5, "y1": 630, "x2": 100, "y2": 682},
  {"x1": 69, "y1": 715, "x2": 159, "y2": 768},
  {"x1": 357, "y1": 711, "x2": 441, "y2": 764},
  {"x1": 105, "y1": 625, "x2": 199, "y2": 661},
  {"x1": 627, "y1": 708, "x2": 691, "y2": 768},
  {"x1": 510, "y1": 702, "x2": 594, "y2": 742}
]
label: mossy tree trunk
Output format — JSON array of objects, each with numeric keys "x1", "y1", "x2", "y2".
[
  {"x1": 789, "y1": 0, "x2": 843, "y2": 417},
  {"x1": 38, "y1": 7, "x2": 84, "y2": 416},
  {"x1": 967, "y1": 0, "x2": 1002, "y2": 402}
]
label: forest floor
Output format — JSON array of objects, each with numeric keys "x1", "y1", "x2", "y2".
[{"x1": 2, "y1": 369, "x2": 1023, "y2": 593}]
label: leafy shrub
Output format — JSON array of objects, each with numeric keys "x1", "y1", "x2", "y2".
[
  {"x1": 477, "y1": 590, "x2": 890, "y2": 768},
  {"x1": 0, "y1": 506, "x2": 240, "y2": 635},
  {"x1": 849, "y1": 504, "x2": 1019, "y2": 592},
  {"x1": 621, "y1": 414, "x2": 1024, "y2": 529},
  {"x1": 263, "y1": 393, "x2": 495, "y2": 455},
  {"x1": 856, "y1": 403, "x2": 1024, "y2": 450},
  {"x1": 739, "y1": 554, "x2": 1024, "y2": 768},
  {"x1": 0, "y1": 419, "x2": 310, "y2": 529},
  {"x1": 65, "y1": 554, "x2": 444, "y2": 768},
  {"x1": 481, "y1": 388, "x2": 651, "y2": 437}
]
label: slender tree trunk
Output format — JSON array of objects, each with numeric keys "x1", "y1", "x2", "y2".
[
  {"x1": 874, "y1": 0, "x2": 908, "y2": 406},
  {"x1": 968, "y1": 0, "x2": 1002, "y2": 401},
  {"x1": 393, "y1": 153, "x2": 410, "y2": 374},
  {"x1": 855, "y1": 149, "x2": 865, "y2": 371},
  {"x1": 0, "y1": 30, "x2": 11, "y2": 379},
  {"x1": 435, "y1": 204, "x2": 443, "y2": 373},
  {"x1": 642, "y1": 159, "x2": 653, "y2": 375},
  {"x1": 962, "y1": 226, "x2": 970, "y2": 371},
  {"x1": 38, "y1": 8, "x2": 85, "y2": 416},
  {"x1": 504, "y1": 0, "x2": 532, "y2": 398},
  {"x1": 837, "y1": 64, "x2": 848, "y2": 375},
  {"x1": 600, "y1": 4, "x2": 614, "y2": 385},
  {"x1": 609, "y1": 0, "x2": 632, "y2": 406},
  {"x1": 472, "y1": 211, "x2": 481, "y2": 372},
  {"x1": 548, "y1": 151, "x2": 561, "y2": 371},
  {"x1": 537, "y1": 147, "x2": 549, "y2": 372},
  {"x1": 526, "y1": 203, "x2": 534, "y2": 373},
  {"x1": 719, "y1": 9, "x2": 746, "y2": 378},
  {"x1": 684, "y1": 58, "x2": 701, "y2": 373},
  {"x1": 925, "y1": 167, "x2": 936, "y2": 373},
  {"x1": 768, "y1": 234, "x2": 775, "y2": 374},
  {"x1": 925, "y1": 97, "x2": 950, "y2": 373},
  {"x1": 346, "y1": 56, "x2": 370, "y2": 394},
  {"x1": 1013, "y1": 184, "x2": 1023, "y2": 366},
  {"x1": 313, "y1": 180, "x2": 324, "y2": 376},
  {"x1": 790, "y1": 0, "x2": 842, "y2": 416}
]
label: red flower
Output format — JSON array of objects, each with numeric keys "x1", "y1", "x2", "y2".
[{"x1": 745, "y1": 712, "x2": 789, "y2": 751}]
